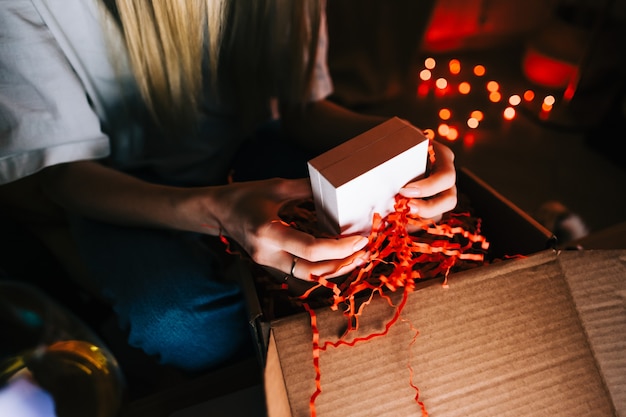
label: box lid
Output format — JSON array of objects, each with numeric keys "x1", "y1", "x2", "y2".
[{"x1": 308, "y1": 117, "x2": 427, "y2": 188}]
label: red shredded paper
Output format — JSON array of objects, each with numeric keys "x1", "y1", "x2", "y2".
[
  {"x1": 224, "y1": 144, "x2": 490, "y2": 416},
  {"x1": 287, "y1": 192, "x2": 489, "y2": 417}
]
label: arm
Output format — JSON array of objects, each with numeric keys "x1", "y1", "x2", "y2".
[
  {"x1": 39, "y1": 161, "x2": 209, "y2": 233},
  {"x1": 38, "y1": 161, "x2": 369, "y2": 280}
]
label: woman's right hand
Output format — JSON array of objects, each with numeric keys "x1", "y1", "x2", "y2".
[
  {"x1": 36, "y1": 162, "x2": 368, "y2": 282},
  {"x1": 205, "y1": 178, "x2": 369, "y2": 281}
]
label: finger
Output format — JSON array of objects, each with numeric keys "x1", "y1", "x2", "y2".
[
  {"x1": 274, "y1": 178, "x2": 313, "y2": 200},
  {"x1": 407, "y1": 185, "x2": 458, "y2": 219},
  {"x1": 287, "y1": 250, "x2": 369, "y2": 281},
  {"x1": 263, "y1": 221, "x2": 370, "y2": 262},
  {"x1": 399, "y1": 141, "x2": 456, "y2": 199}
]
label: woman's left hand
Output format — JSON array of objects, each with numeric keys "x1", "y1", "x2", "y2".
[{"x1": 398, "y1": 140, "x2": 458, "y2": 221}]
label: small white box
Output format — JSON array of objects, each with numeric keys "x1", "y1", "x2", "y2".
[{"x1": 307, "y1": 117, "x2": 429, "y2": 235}]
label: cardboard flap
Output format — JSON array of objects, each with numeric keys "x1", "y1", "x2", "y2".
[
  {"x1": 558, "y1": 250, "x2": 626, "y2": 415},
  {"x1": 266, "y1": 250, "x2": 621, "y2": 417}
]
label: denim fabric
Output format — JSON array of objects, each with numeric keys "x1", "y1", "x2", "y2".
[
  {"x1": 66, "y1": 122, "x2": 312, "y2": 372},
  {"x1": 67, "y1": 217, "x2": 252, "y2": 372}
]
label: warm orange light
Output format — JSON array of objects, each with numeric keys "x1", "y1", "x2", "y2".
[
  {"x1": 419, "y1": 69, "x2": 432, "y2": 81},
  {"x1": 543, "y1": 95, "x2": 556, "y2": 106},
  {"x1": 473, "y1": 65, "x2": 486, "y2": 77},
  {"x1": 508, "y1": 95, "x2": 521, "y2": 106},
  {"x1": 435, "y1": 78, "x2": 448, "y2": 90},
  {"x1": 467, "y1": 117, "x2": 479, "y2": 129},
  {"x1": 446, "y1": 126, "x2": 459, "y2": 141},
  {"x1": 470, "y1": 110, "x2": 484, "y2": 121},
  {"x1": 449, "y1": 59, "x2": 461, "y2": 75},
  {"x1": 422, "y1": 128, "x2": 435, "y2": 140},
  {"x1": 425, "y1": 57, "x2": 436, "y2": 70},
  {"x1": 541, "y1": 102, "x2": 553, "y2": 112},
  {"x1": 486, "y1": 81, "x2": 499, "y2": 92},
  {"x1": 458, "y1": 82, "x2": 471, "y2": 94},
  {"x1": 523, "y1": 90, "x2": 535, "y2": 101},
  {"x1": 438, "y1": 108, "x2": 452, "y2": 120},
  {"x1": 438, "y1": 123, "x2": 450, "y2": 137},
  {"x1": 489, "y1": 91, "x2": 501, "y2": 102},
  {"x1": 503, "y1": 106, "x2": 516, "y2": 120}
]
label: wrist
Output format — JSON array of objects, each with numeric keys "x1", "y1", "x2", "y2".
[{"x1": 175, "y1": 186, "x2": 224, "y2": 236}]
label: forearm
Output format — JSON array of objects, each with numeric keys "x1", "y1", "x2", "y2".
[
  {"x1": 38, "y1": 161, "x2": 220, "y2": 235},
  {"x1": 281, "y1": 99, "x2": 388, "y2": 153}
]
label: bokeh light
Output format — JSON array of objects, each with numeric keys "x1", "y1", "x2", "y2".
[
  {"x1": 464, "y1": 132, "x2": 476, "y2": 147},
  {"x1": 473, "y1": 65, "x2": 486, "y2": 77},
  {"x1": 417, "y1": 83, "x2": 429, "y2": 97},
  {"x1": 438, "y1": 108, "x2": 452, "y2": 120},
  {"x1": 543, "y1": 95, "x2": 556, "y2": 106},
  {"x1": 415, "y1": 56, "x2": 559, "y2": 141},
  {"x1": 449, "y1": 59, "x2": 461, "y2": 75},
  {"x1": 470, "y1": 110, "x2": 484, "y2": 121},
  {"x1": 489, "y1": 91, "x2": 502, "y2": 102},
  {"x1": 486, "y1": 81, "x2": 500, "y2": 92},
  {"x1": 446, "y1": 126, "x2": 459, "y2": 141},
  {"x1": 458, "y1": 82, "x2": 471, "y2": 94},
  {"x1": 508, "y1": 95, "x2": 521, "y2": 106},
  {"x1": 523, "y1": 90, "x2": 535, "y2": 102}
]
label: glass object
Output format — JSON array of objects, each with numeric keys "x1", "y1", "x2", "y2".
[{"x1": 0, "y1": 280, "x2": 125, "y2": 417}]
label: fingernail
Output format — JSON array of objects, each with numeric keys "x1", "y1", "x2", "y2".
[
  {"x1": 401, "y1": 187, "x2": 421, "y2": 198},
  {"x1": 355, "y1": 256, "x2": 367, "y2": 267},
  {"x1": 353, "y1": 236, "x2": 369, "y2": 250}
]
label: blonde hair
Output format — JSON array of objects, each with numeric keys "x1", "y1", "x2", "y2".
[{"x1": 112, "y1": 0, "x2": 321, "y2": 132}]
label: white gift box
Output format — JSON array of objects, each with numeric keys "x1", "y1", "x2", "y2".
[{"x1": 307, "y1": 117, "x2": 429, "y2": 235}]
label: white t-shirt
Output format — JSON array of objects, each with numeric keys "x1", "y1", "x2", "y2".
[{"x1": 0, "y1": 0, "x2": 333, "y2": 185}]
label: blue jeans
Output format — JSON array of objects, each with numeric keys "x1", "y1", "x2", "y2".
[
  {"x1": 68, "y1": 122, "x2": 312, "y2": 372},
  {"x1": 68, "y1": 217, "x2": 252, "y2": 372}
]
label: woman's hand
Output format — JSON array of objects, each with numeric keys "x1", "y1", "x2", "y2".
[
  {"x1": 398, "y1": 140, "x2": 458, "y2": 221},
  {"x1": 210, "y1": 178, "x2": 369, "y2": 281}
]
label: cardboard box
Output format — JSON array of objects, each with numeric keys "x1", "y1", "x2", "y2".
[
  {"x1": 262, "y1": 249, "x2": 626, "y2": 417},
  {"x1": 240, "y1": 167, "x2": 604, "y2": 415},
  {"x1": 243, "y1": 168, "x2": 556, "y2": 351},
  {"x1": 455, "y1": 167, "x2": 556, "y2": 260},
  {"x1": 307, "y1": 117, "x2": 429, "y2": 235}
]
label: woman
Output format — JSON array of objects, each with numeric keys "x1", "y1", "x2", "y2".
[{"x1": 0, "y1": 0, "x2": 457, "y2": 372}]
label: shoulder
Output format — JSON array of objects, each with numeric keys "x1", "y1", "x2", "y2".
[{"x1": 0, "y1": 0, "x2": 112, "y2": 185}]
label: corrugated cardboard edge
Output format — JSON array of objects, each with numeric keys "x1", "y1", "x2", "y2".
[
  {"x1": 265, "y1": 332, "x2": 292, "y2": 417},
  {"x1": 558, "y1": 249, "x2": 626, "y2": 416}
]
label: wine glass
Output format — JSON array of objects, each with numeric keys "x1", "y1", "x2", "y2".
[{"x1": 0, "y1": 280, "x2": 125, "y2": 417}]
